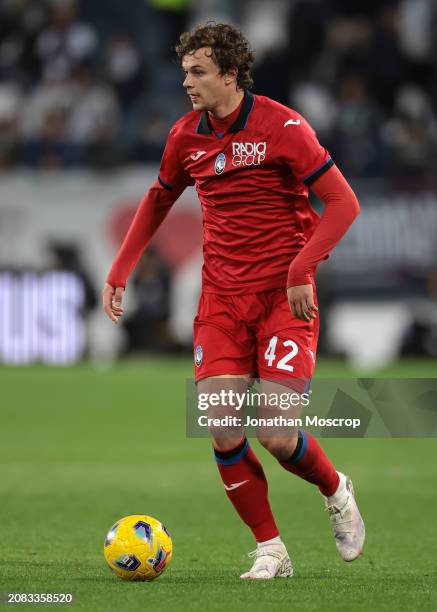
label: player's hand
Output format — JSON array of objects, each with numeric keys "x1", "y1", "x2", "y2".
[
  {"x1": 287, "y1": 283, "x2": 318, "y2": 322},
  {"x1": 102, "y1": 283, "x2": 124, "y2": 324}
]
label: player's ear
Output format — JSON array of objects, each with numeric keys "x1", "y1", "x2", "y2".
[{"x1": 224, "y1": 67, "x2": 238, "y2": 86}]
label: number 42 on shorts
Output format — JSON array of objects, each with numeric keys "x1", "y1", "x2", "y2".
[{"x1": 264, "y1": 336, "x2": 299, "y2": 372}]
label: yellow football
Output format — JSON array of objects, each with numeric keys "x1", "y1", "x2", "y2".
[{"x1": 104, "y1": 515, "x2": 173, "y2": 581}]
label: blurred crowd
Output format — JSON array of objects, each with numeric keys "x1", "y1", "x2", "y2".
[{"x1": 0, "y1": 0, "x2": 436, "y2": 177}]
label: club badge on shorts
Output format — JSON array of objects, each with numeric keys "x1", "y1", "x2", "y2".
[
  {"x1": 214, "y1": 153, "x2": 226, "y2": 175},
  {"x1": 195, "y1": 345, "x2": 203, "y2": 367}
]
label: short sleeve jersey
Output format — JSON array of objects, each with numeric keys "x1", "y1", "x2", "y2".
[{"x1": 158, "y1": 90, "x2": 333, "y2": 294}]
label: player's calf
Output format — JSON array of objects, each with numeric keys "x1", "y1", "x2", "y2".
[
  {"x1": 213, "y1": 437, "x2": 280, "y2": 543},
  {"x1": 257, "y1": 434, "x2": 299, "y2": 462},
  {"x1": 278, "y1": 429, "x2": 340, "y2": 496}
]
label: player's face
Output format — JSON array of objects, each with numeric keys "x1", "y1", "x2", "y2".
[{"x1": 182, "y1": 47, "x2": 234, "y2": 113}]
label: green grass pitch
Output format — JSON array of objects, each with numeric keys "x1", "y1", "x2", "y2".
[{"x1": 0, "y1": 358, "x2": 436, "y2": 611}]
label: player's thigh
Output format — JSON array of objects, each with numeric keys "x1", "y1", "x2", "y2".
[
  {"x1": 255, "y1": 378, "x2": 302, "y2": 455},
  {"x1": 193, "y1": 292, "x2": 256, "y2": 380},
  {"x1": 197, "y1": 375, "x2": 251, "y2": 449},
  {"x1": 257, "y1": 288, "x2": 319, "y2": 391},
  {"x1": 255, "y1": 289, "x2": 318, "y2": 452}
]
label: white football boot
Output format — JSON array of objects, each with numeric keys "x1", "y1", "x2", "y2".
[
  {"x1": 240, "y1": 542, "x2": 293, "y2": 579},
  {"x1": 323, "y1": 472, "x2": 365, "y2": 562}
]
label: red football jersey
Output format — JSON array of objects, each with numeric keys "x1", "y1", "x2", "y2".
[{"x1": 158, "y1": 90, "x2": 332, "y2": 294}]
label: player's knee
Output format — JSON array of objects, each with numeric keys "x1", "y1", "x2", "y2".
[
  {"x1": 257, "y1": 435, "x2": 298, "y2": 459},
  {"x1": 211, "y1": 434, "x2": 243, "y2": 452}
]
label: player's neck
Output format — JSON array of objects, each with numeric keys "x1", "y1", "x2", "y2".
[{"x1": 208, "y1": 89, "x2": 244, "y2": 120}]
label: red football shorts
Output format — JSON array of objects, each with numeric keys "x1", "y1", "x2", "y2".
[{"x1": 193, "y1": 286, "x2": 319, "y2": 390}]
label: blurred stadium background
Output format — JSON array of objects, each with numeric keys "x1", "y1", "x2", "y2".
[
  {"x1": 1, "y1": 0, "x2": 437, "y2": 370},
  {"x1": 1, "y1": 3, "x2": 437, "y2": 609}
]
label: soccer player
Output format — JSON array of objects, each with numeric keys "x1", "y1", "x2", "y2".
[{"x1": 103, "y1": 23, "x2": 365, "y2": 579}]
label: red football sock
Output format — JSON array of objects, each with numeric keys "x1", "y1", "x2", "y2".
[
  {"x1": 214, "y1": 438, "x2": 279, "y2": 542},
  {"x1": 279, "y1": 430, "x2": 339, "y2": 496}
]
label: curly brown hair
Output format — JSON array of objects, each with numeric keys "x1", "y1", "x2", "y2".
[{"x1": 175, "y1": 22, "x2": 255, "y2": 90}]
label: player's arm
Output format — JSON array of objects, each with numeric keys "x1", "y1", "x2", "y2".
[
  {"x1": 103, "y1": 125, "x2": 191, "y2": 323},
  {"x1": 103, "y1": 180, "x2": 185, "y2": 322},
  {"x1": 287, "y1": 164, "x2": 360, "y2": 321},
  {"x1": 280, "y1": 113, "x2": 360, "y2": 321}
]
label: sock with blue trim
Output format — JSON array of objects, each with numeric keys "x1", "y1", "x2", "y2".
[
  {"x1": 214, "y1": 437, "x2": 279, "y2": 542},
  {"x1": 279, "y1": 430, "x2": 340, "y2": 497}
]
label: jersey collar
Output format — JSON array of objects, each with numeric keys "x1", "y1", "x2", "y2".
[{"x1": 197, "y1": 90, "x2": 255, "y2": 135}]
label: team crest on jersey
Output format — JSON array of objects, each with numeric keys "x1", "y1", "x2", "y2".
[
  {"x1": 232, "y1": 142, "x2": 267, "y2": 167},
  {"x1": 214, "y1": 153, "x2": 226, "y2": 175},
  {"x1": 195, "y1": 345, "x2": 203, "y2": 367}
]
